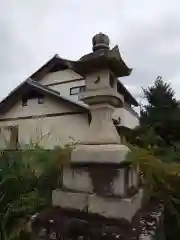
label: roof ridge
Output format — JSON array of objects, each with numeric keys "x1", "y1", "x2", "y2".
[
  {"x1": 0, "y1": 78, "x2": 89, "y2": 114},
  {"x1": 27, "y1": 79, "x2": 60, "y2": 95}
]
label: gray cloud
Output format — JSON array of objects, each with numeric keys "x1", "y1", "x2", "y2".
[
  {"x1": 117, "y1": 1, "x2": 180, "y2": 98},
  {"x1": 0, "y1": 0, "x2": 180, "y2": 101}
]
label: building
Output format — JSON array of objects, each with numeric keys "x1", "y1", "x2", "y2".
[{"x1": 0, "y1": 37, "x2": 139, "y2": 149}]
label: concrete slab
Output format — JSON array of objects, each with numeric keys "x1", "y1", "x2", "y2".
[
  {"x1": 52, "y1": 190, "x2": 88, "y2": 211},
  {"x1": 71, "y1": 144, "x2": 130, "y2": 164}
]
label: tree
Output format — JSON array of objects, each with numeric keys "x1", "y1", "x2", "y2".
[
  {"x1": 140, "y1": 76, "x2": 180, "y2": 146},
  {"x1": 127, "y1": 77, "x2": 180, "y2": 239}
]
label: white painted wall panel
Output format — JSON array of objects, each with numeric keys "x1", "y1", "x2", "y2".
[
  {"x1": 49, "y1": 79, "x2": 85, "y2": 102},
  {"x1": 0, "y1": 96, "x2": 80, "y2": 119},
  {"x1": 0, "y1": 96, "x2": 89, "y2": 148},
  {"x1": 0, "y1": 114, "x2": 89, "y2": 149},
  {"x1": 113, "y1": 107, "x2": 139, "y2": 129},
  {"x1": 40, "y1": 69, "x2": 83, "y2": 85}
]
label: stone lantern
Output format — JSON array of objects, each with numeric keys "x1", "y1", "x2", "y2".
[
  {"x1": 30, "y1": 33, "x2": 163, "y2": 240},
  {"x1": 53, "y1": 32, "x2": 142, "y2": 222},
  {"x1": 71, "y1": 32, "x2": 132, "y2": 156}
]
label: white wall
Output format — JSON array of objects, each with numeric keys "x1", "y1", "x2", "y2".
[
  {"x1": 49, "y1": 80, "x2": 85, "y2": 102},
  {"x1": 113, "y1": 107, "x2": 139, "y2": 129},
  {"x1": 40, "y1": 69, "x2": 83, "y2": 85},
  {"x1": 1, "y1": 97, "x2": 77, "y2": 119},
  {"x1": 39, "y1": 69, "x2": 85, "y2": 102},
  {"x1": 0, "y1": 96, "x2": 89, "y2": 149},
  {"x1": 0, "y1": 114, "x2": 89, "y2": 149}
]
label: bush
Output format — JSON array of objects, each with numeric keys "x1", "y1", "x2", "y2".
[{"x1": 0, "y1": 146, "x2": 71, "y2": 240}]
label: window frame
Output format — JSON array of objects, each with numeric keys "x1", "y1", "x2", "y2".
[
  {"x1": 70, "y1": 85, "x2": 85, "y2": 95},
  {"x1": 38, "y1": 96, "x2": 45, "y2": 104},
  {"x1": 22, "y1": 99, "x2": 27, "y2": 107}
]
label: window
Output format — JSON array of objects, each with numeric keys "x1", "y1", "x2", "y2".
[
  {"x1": 38, "y1": 96, "x2": 44, "y2": 104},
  {"x1": 70, "y1": 86, "x2": 85, "y2": 95},
  {"x1": 110, "y1": 73, "x2": 116, "y2": 88},
  {"x1": 22, "y1": 99, "x2": 27, "y2": 106},
  {"x1": 0, "y1": 126, "x2": 19, "y2": 149},
  {"x1": 10, "y1": 126, "x2": 19, "y2": 149},
  {"x1": 21, "y1": 92, "x2": 44, "y2": 106}
]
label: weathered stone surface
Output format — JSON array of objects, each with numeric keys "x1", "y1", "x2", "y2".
[
  {"x1": 132, "y1": 166, "x2": 139, "y2": 188},
  {"x1": 80, "y1": 90, "x2": 124, "y2": 106},
  {"x1": 128, "y1": 167, "x2": 134, "y2": 189},
  {"x1": 78, "y1": 103, "x2": 122, "y2": 144},
  {"x1": 111, "y1": 168, "x2": 126, "y2": 196},
  {"x1": 88, "y1": 190, "x2": 143, "y2": 221},
  {"x1": 127, "y1": 166, "x2": 139, "y2": 189},
  {"x1": 63, "y1": 167, "x2": 93, "y2": 193},
  {"x1": 52, "y1": 190, "x2": 88, "y2": 211},
  {"x1": 71, "y1": 144, "x2": 130, "y2": 164}
]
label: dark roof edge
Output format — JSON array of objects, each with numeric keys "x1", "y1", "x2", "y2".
[
  {"x1": 0, "y1": 78, "x2": 89, "y2": 114},
  {"x1": 30, "y1": 55, "x2": 85, "y2": 81},
  {"x1": 27, "y1": 79, "x2": 89, "y2": 111},
  {"x1": 117, "y1": 80, "x2": 139, "y2": 107}
]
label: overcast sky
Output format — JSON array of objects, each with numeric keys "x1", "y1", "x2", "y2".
[{"x1": 0, "y1": 0, "x2": 180, "y2": 102}]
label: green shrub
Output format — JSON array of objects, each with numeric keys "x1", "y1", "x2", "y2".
[{"x1": 0, "y1": 146, "x2": 71, "y2": 240}]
